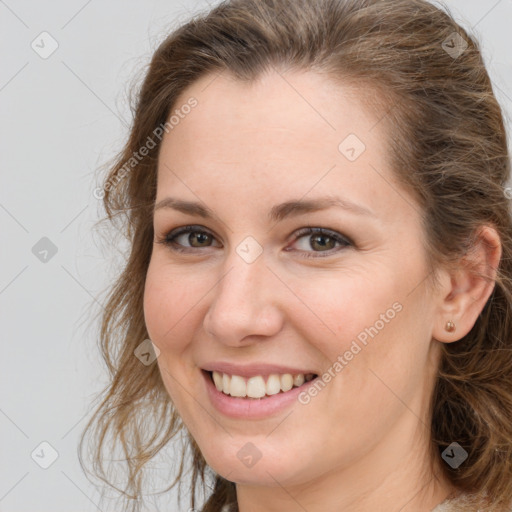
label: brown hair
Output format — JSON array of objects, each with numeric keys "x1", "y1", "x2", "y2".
[{"x1": 79, "y1": 1, "x2": 512, "y2": 511}]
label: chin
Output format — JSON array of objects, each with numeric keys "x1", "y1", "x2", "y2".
[{"x1": 203, "y1": 447, "x2": 311, "y2": 488}]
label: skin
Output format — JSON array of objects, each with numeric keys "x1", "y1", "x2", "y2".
[{"x1": 143, "y1": 69, "x2": 501, "y2": 512}]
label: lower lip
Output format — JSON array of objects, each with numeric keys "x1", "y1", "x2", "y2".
[{"x1": 202, "y1": 370, "x2": 318, "y2": 420}]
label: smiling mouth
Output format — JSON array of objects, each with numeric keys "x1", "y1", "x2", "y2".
[{"x1": 205, "y1": 370, "x2": 318, "y2": 399}]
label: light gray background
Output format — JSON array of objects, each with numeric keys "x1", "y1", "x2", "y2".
[{"x1": 1, "y1": 1, "x2": 511, "y2": 511}]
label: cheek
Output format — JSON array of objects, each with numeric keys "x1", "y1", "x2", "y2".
[
  {"x1": 312, "y1": 276, "x2": 432, "y2": 412},
  {"x1": 143, "y1": 260, "x2": 203, "y2": 351},
  {"x1": 301, "y1": 266, "x2": 429, "y2": 407},
  {"x1": 296, "y1": 271, "x2": 404, "y2": 355},
  {"x1": 143, "y1": 262, "x2": 204, "y2": 408}
]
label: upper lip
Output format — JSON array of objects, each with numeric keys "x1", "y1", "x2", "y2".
[{"x1": 201, "y1": 362, "x2": 318, "y2": 379}]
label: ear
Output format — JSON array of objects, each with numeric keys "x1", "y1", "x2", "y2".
[{"x1": 432, "y1": 225, "x2": 502, "y2": 343}]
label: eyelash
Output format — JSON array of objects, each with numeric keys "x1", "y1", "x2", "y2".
[{"x1": 155, "y1": 225, "x2": 353, "y2": 259}]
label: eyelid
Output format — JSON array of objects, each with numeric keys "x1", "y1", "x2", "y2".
[{"x1": 291, "y1": 226, "x2": 353, "y2": 247}]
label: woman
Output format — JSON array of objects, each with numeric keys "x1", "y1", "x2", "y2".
[{"x1": 80, "y1": 0, "x2": 512, "y2": 511}]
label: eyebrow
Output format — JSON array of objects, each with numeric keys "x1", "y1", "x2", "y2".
[{"x1": 154, "y1": 195, "x2": 376, "y2": 222}]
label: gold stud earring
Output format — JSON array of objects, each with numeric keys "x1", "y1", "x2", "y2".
[{"x1": 445, "y1": 320, "x2": 456, "y2": 333}]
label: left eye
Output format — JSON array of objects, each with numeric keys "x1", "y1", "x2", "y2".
[
  {"x1": 289, "y1": 227, "x2": 352, "y2": 257},
  {"x1": 157, "y1": 225, "x2": 352, "y2": 257}
]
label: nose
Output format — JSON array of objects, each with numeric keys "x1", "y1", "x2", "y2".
[{"x1": 202, "y1": 248, "x2": 285, "y2": 346}]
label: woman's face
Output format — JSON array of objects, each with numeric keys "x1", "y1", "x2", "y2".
[{"x1": 144, "y1": 70, "x2": 444, "y2": 491}]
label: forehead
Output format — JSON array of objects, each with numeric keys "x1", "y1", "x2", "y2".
[
  {"x1": 160, "y1": 70, "x2": 388, "y2": 166},
  {"x1": 155, "y1": 69, "x2": 412, "y2": 225},
  {"x1": 165, "y1": 69, "x2": 385, "y2": 154}
]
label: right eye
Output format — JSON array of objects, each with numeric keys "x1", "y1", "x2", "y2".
[{"x1": 156, "y1": 225, "x2": 222, "y2": 252}]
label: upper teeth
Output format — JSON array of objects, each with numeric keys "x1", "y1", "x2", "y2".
[{"x1": 211, "y1": 371, "x2": 315, "y2": 398}]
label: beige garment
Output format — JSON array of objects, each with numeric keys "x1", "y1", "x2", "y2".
[
  {"x1": 221, "y1": 494, "x2": 511, "y2": 511},
  {"x1": 431, "y1": 492, "x2": 512, "y2": 512},
  {"x1": 431, "y1": 493, "x2": 471, "y2": 511}
]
